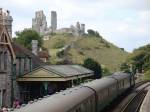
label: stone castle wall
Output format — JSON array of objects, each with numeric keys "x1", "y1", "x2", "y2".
[{"x1": 32, "y1": 10, "x2": 85, "y2": 37}]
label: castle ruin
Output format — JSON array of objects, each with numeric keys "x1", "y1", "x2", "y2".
[
  {"x1": 51, "y1": 11, "x2": 57, "y2": 32},
  {"x1": 32, "y1": 10, "x2": 48, "y2": 35},
  {"x1": 32, "y1": 10, "x2": 85, "y2": 37}
]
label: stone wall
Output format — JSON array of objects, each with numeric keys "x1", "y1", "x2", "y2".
[
  {"x1": 32, "y1": 10, "x2": 47, "y2": 34},
  {"x1": 32, "y1": 10, "x2": 86, "y2": 37},
  {"x1": 51, "y1": 11, "x2": 57, "y2": 32},
  {"x1": 0, "y1": 47, "x2": 13, "y2": 107}
]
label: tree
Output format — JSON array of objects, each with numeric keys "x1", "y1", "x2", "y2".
[
  {"x1": 123, "y1": 44, "x2": 150, "y2": 74},
  {"x1": 120, "y1": 62, "x2": 130, "y2": 73},
  {"x1": 87, "y1": 29, "x2": 102, "y2": 38},
  {"x1": 83, "y1": 58, "x2": 102, "y2": 79},
  {"x1": 14, "y1": 29, "x2": 43, "y2": 50},
  {"x1": 87, "y1": 29, "x2": 95, "y2": 36}
]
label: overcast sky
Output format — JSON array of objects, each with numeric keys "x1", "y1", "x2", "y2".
[{"x1": 1, "y1": 0, "x2": 150, "y2": 52}]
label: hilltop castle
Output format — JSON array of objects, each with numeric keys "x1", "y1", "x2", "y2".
[{"x1": 32, "y1": 10, "x2": 85, "y2": 37}]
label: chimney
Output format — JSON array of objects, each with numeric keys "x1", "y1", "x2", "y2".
[
  {"x1": 0, "y1": 8, "x2": 2, "y2": 25},
  {"x1": 32, "y1": 40, "x2": 38, "y2": 55}
]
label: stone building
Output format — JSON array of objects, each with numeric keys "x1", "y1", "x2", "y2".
[
  {"x1": 12, "y1": 42, "x2": 44, "y2": 102},
  {"x1": 0, "y1": 9, "x2": 15, "y2": 107}
]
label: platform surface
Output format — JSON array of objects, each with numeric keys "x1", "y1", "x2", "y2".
[{"x1": 140, "y1": 89, "x2": 150, "y2": 112}]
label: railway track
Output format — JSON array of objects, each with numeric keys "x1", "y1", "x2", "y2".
[
  {"x1": 120, "y1": 83, "x2": 149, "y2": 112},
  {"x1": 101, "y1": 81, "x2": 150, "y2": 112}
]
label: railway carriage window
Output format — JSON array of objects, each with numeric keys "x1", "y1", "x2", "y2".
[
  {"x1": 123, "y1": 80, "x2": 124, "y2": 87},
  {"x1": 90, "y1": 100, "x2": 93, "y2": 112},
  {"x1": 81, "y1": 104, "x2": 85, "y2": 112},
  {"x1": 83, "y1": 101, "x2": 88, "y2": 111},
  {"x1": 120, "y1": 82, "x2": 122, "y2": 88}
]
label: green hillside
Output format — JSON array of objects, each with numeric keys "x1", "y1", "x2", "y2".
[{"x1": 43, "y1": 33, "x2": 128, "y2": 72}]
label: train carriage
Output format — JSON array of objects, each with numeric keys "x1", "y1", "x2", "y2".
[
  {"x1": 110, "y1": 72, "x2": 130, "y2": 95},
  {"x1": 12, "y1": 72, "x2": 134, "y2": 112},
  {"x1": 83, "y1": 77, "x2": 118, "y2": 112},
  {"x1": 13, "y1": 86, "x2": 95, "y2": 112}
]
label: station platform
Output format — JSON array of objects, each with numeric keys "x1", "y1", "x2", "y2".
[{"x1": 140, "y1": 89, "x2": 150, "y2": 112}]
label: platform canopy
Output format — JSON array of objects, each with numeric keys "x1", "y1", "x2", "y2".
[{"x1": 17, "y1": 65, "x2": 94, "y2": 82}]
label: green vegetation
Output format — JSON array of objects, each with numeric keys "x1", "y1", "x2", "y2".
[
  {"x1": 53, "y1": 39, "x2": 65, "y2": 48},
  {"x1": 143, "y1": 70, "x2": 150, "y2": 80},
  {"x1": 43, "y1": 33, "x2": 74, "y2": 49},
  {"x1": 14, "y1": 29, "x2": 43, "y2": 50},
  {"x1": 120, "y1": 62, "x2": 130, "y2": 73},
  {"x1": 43, "y1": 33, "x2": 128, "y2": 72},
  {"x1": 87, "y1": 29, "x2": 102, "y2": 37},
  {"x1": 83, "y1": 58, "x2": 102, "y2": 78},
  {"x1": 121, "y1": 44, "x2": 150, "y2": 80},
  {"x1": 102, "y1": 67, "x2": 111, "y2": 77}
]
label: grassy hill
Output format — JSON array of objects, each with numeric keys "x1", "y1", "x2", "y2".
[{"x1": 43, "y1": 33, "x2": 128, "y2": 72}]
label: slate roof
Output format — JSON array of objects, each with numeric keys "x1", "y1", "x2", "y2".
[
  {"x1": 12, "y1": 42, "x2": 44, "y2": 68},
  {"x1": 42, "y1": 65, "x2": 94, "y2": 77}
]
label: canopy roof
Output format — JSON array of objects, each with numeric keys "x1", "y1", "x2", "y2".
[{"x1": 17, "y1": 65, "x2": 94, "y2": 82}]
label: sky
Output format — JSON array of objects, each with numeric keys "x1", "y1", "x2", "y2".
[{"x1": 1, "y1": 0, "x2": 150, "y2": 52}]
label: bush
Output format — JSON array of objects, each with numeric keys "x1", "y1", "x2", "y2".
[
  {"x1": 87, "y1": 29, "x2": 102, "y2": 38},
  {"x1": 83, "y1": 58, "x2": 102, "y2": 79}
]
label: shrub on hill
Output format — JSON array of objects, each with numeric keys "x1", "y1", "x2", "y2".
[
  {"x1": 83, "y1": 58, "x2": 102, "y2": 79},
  {"x1": 87, "y1": 29, "x2": 102, "y2": 38}
]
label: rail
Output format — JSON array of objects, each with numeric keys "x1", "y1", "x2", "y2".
[{"x1": 120, "y1": 83, "x2": 149, "y2": 112}]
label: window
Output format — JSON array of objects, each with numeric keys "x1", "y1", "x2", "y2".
[
  {"x1": 4, "y1": 52, "x2": 7, "y2": 70},
  {"x1": 0, "y1": 89, "x2": 6, "y2": 107},
  {"x1": 24, "y1": 58, "x2": 27, "y2": 71},
  {"x1": 0, "y1": 52, "x2": 2, "y2": 70},
  {"x1": 0, "y1": 90, "x2": 2, "y2": 108}
]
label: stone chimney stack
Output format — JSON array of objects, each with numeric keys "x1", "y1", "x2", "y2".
[
  {"x1": 32, "y1": 40, "x2": 38, "y2": 55},
  {"x1": 51, "y1": 11, "x2": 57, "y2": 32},
  {"x1": 6, "y1": 10, "x2": 13, "y2": 37},
  {"x1": 0, "y1": 8, "x2": 13, "y2": 37}
]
